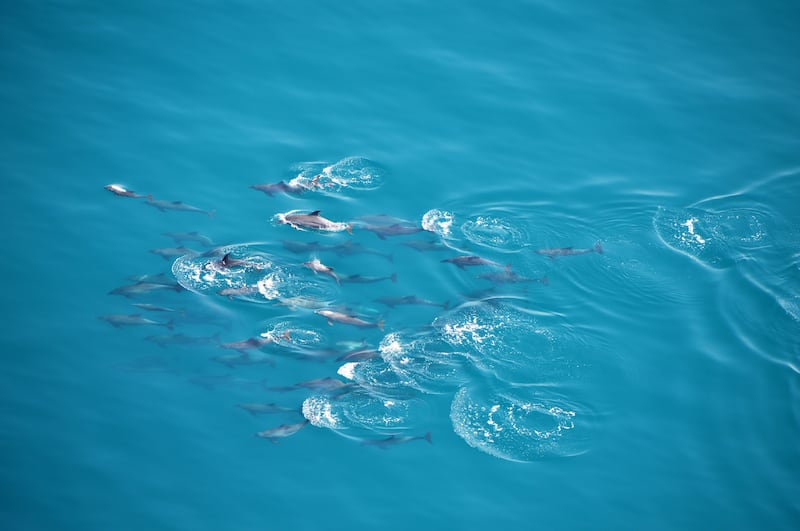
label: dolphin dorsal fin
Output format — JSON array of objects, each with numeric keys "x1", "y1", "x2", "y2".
[
  {"x1": 172, "y1": 201, "x2": 183, "y2": 205},
  {"x1": 309, "y1": 210, "x2": 321, "y2": 216},
  {"x1": 221, "y1": 253, "x2": 231, "y2": 264}
]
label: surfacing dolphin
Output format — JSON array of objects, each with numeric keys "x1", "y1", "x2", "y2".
[
  {"x1": 534, "y1": 242, "x2": 603, "y2": 258},
  {"x1": 104, "y1": 184, "x2": 150, "y2": 199},
  {"x1": 278, "y1": 210, "x2": 352, "y2": 234}
]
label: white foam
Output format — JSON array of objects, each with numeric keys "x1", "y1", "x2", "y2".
[
  {"x1": 422, "y1": 209, "x2": 455, "y2": 237},
  {"x1": 337, "y1": 362, "x2": 359, "y2": 380},
  {"x1": 302, "y1": 396, "x2": 340, "y2": 428},
  {"x1": 681, "y1": 217, "x2": 707, "y2": 244}
]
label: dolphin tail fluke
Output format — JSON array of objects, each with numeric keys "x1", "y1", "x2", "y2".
[
  {"x1": 390, "y1": 273, "x2": 398, "y2": 283},
  {"x1": 386, "y1": 253, "x2": 394, "y2": 263},
  {"x1": 442, "y1": 301, "x2": 450, "y2": 310},
  {"x1": 147, "y1": 194, "x2": 154, "y2": 202},
  {"x1": 282, "y1": 330, "x2": 292, "y2": 342},
  {"x1": 424, "y1": 432, "x2": 432, "y2": 444},
  {"x1": 166, "y1": 320, "x2": 175, "y2": 330},
  {"x1": 541, "y1": 276, "x2": 548, "y2": 286},
  {"x1": 376, "y1": 320, "x2": 384, "y2": 331},
  {"x1": 208, "y1": 209, "x2": 216, "y2": 219},
  {"x1": 346, "y1": 224, "x2": 353, "y2": 235},
  {"x1": 594, "y1": 242, "x2": 603, "y2": 254}
]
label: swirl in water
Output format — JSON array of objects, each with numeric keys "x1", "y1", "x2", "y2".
[
  {"x1": 460, "y1": 214, "x2": 527, "y2": 252},
  {"x1": 450, "y1": 385, "x2": 591, "y2": 462}
]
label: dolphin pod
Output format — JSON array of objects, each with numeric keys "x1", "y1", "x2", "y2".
[{"x1": 102, "y1": 170, "x2": 603, "y2": 451}]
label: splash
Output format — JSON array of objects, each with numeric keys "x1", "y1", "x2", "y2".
[{"x1": 422, "y1": 209, "x2": 455, "y2": 238}]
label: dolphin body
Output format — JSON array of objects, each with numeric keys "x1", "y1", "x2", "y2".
[
  {"x1": 478, "y1": 266, "x2": 548, "y2": 285},
  {"x1": 104, "y1": 184, "x2": 149, "y2": 199},
  {"x1": 315, "y1": 309, "x2": 384, "y2": 331},
  {"x1": 163, "y1": 231, "x2": 215, "y2": 247},
  {"x1": 375, "y1": 295, "x2": 449, "y2": 310},
  {"x1": 212, "y1": 351, "x2": 275, "y2": 369},
  {"x1": 280, "y1": 210, "x2": 352, "y2": 234},
  {"x1": 99, "y1": 314, "x2": 173, "y2": 329},
  {"x1": 363, "y1": 224, "x2": 424, "y2": 239},
  {"x1": 250, "y1": 181, "x2": 306, "y2": 197},
  {"x1": 133, "y1": 303, "x2": 181, "y2": 313},
  {"x1": 361, "y1": 432, "x2": 432, "y2": 448},
  {"x1": 339, "y1": 273, "x2": 397, "y2": 285},
  {"x1": 150, "y1": 246, "x2": 198, "y2": 260},
  {"x1": 534, "y1": 242, "x2": 603, "y2": 258},
  {"x1": 303, "y1": 258, "x2": 340, "y2": 284},
  {"x1": 217, "y1": 285, "x2": 260, "y2": 300},
  {"x1": 441, "y1": 255, "x2": 501, "y2": 269},
  {"x1": 236, "y1": 403, "x2": 299, "y2": 416},
  {"x1": 109, "y1": 282, "x2": 183, "y2": 297},
  {"x1": 256, "y1": 419, "x2": 310, "y2": 442},
  {"x1": 219, "y1": 337, "x2": 276, "y2": 354},
  {"x1": 146, "y1": 197, "x2": 215, "y2": 217}
]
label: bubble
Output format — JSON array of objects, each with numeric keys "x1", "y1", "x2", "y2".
[
  {"x1": 422, "y1": 209, "x2": 456, "y2": 238},
  {"x1": 461, "y1": 215, "x2": 526, "y2": 251},
  {"x1": 450, "y1": 385, "x2": 592, "y2": 461}
]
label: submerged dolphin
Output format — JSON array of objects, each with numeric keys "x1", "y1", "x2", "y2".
[
  {"x1": 374, "y1": 295, "x2": 448, "y2": 309},
  {"x1": 109, "y1": 282, "x2": 183, "y2": 297},
  {"x1": 279, "y1": 210, "x2": 352, "y2": 234},
  {"x1": 361, "y1": 432, "x2": 432, "y2": 448},
  {"x1": 363, "y1": 223, "x2": 424, "y2": 239},
  {"x1": 441, "y1": 255, "x2": 501, "y2": 269},
  {"x1": 150, "y1": 246, "x2": 198, "y2": 260},
  {"x1": 236, "y1": 403, "x2": 299, "y2": 416},
  {"x1": 339, "y1": 273, "x2": 397, "y2": 284},
  {"x1": 478, "y1": 266, "x2": 548, "y2": 285},
  {"x1": 534, "y1": 242, "x2": 603, "y2": 258},
  {"x1": 162, "y1": 231, "x2": 216, "y2": 247},
  {"x1": 146, "y1": 197, "x2": 215, "y2": 217},
  {"x1": 99, "y1": 314, "x2": 173, "y2": 329},
  {"x1": 315, "y1": 309, "x2": 384, "y2": 331},
  {"x1": 256, "y1": 419, "x2": 310, "y2": 442}
]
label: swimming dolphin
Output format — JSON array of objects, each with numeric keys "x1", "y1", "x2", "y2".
[
  {"x1": 363, "y1": 223, "x2": 424, "y2": 239},
  {"x1": 145, "y1": 332, "x2": 221, "y2": 348},
  {"x1": 360, "y1": 432, "x2": 432, "y2": 448},
  {"x1": 212, "y1": 351, "x2": 276, "y2": 369},
  {"x1": 250, "y1": 181, "x2": 306, "y2": 197},
  {"x1": 236, "y1": 403, "x2": 299, "y2": 416},
  {"x1": 315, "y1": 309, "x2": 384, "y2": 331},
  {"x1": 109, "y1": 282, "x2": 183, "y2": 297},
  {"x1": 99, "y1": 314, "x2": 173, "y2": 329},
  {"x1": 402, "y1": 240, "x2": 447, "y2": 252},
  {"x1": 256, "y1": 419, "x2": 310, "y2": 442},
  {"x1": 162, "y1": 231, "x2": 216, "y2": 247},
  {"x1": 303, "y1": 258, "x2": 340, "y2": 284},
  {"x1": 279, "y1": 210, "x2": 352, "y2": 234},
  {"x1": 127, "y1": 272, "x2": 176, "y2": 285},
  {"x1": 281, "y1": 240, "x2": 322, "y2": 254},
  {"x1": 104, "y1": 184, "x2": 150, "y2": 199},
  {"x1": 478, "y1": 266, "x2": 548, "y2": 285},
  {"x1": 327, "y1": 241, "x2": 393, "y2": 262},
  {"x1": 534, "y1": 242, "x2": 603, "y2": 258},
  {"x1": 217, "y1": 285, "x2": 259, "y2": 300},
  {"x1": 132, "y1": 303, "x2": 182, "y2": 313},
  {"x1": 335, "y1": 348, "x2": 381, "y2": 362},
  {"x1": 146, "y1": 197, "x2": 215, "y2": 217},
  {"x1": 441, "y1": 255, "x2": 501, "y2": 269},
  {"x1": 374, "y1": 295, "x2": 449, "y2": 309},
  {"x1": 339, "y1": 273, "x2": 397, "y2": 284},
  {"x1": 149, "y1": 246, "x2": 198, "y2": 260},
  {"x1": 219, "y1": 337, "x2": 278, "y2": 354}
]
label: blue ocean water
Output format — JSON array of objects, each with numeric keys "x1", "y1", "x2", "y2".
[{"x1": 2, "y1": 1, "x2": 799, "y2": 529}]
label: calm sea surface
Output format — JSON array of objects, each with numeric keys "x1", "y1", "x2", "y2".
[{"x1": 2, "y1": 2, "x2": 799, "y2": 530}]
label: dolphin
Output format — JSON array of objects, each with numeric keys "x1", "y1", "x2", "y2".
[
  {"x1": 279, "y1": 210, "x2": 352, "y2": 234},
  {"x1": 441, "y1": 255, "x2": 501, "y2": 269},
  {"x1": 132, "y1": 303, "x2": 182, "y2": 313},
  {"x1": 212, "y1": 351, "x2": 276, "y2": 368},
  {"x1": 339, "y1": 273, "x2": 397, "y2": 284},
  {"x1": 127, "y1": 272, "x2": 176, "y2": 285},
  {"x1": 162, "y1": 231, "x2": 216, "y2": 247},
  {"x1": 109, "y1": 282, "x2": 183, "y2": 297},
  {"x1": 374, "y1": 295, "x2": 449, "y2": 309},
  {"x1": 363, "y1": 223, "x2": 424, "y2": 239},
  {"x1": 281, "y1": 240, "x2": 322, "y2": 254},
  {"x1": 219, "y1": 337, "x2": 277, "y2": 354},
  {"x1": 146, "y1": 197, "x2": 215, "y2": 217},
  {"x1": 149, "y1": 246, "x2": 198, "y2": 260},
  {"x1": 256, "y1": 419, "x2": 310, "y2": 442},
  {"x1": 360, "y1": 432, "x2": 432, "y2": 448},
  {"x1": 236, "y1": 403, "x2": 299, "y2": 416},
  {"x1": 326, "y1": 241, "x2": 393, "y2": 262},
  {"x1": 335, "y1": 348, "x2": 381, "y2": 362},
  {"x1": 478, "y1": 266, "x2": 548, "y2": 285},
  {"x1": 303, "y1": 258, "x2": 340, "y2": 284},
  {"x1": 99, "y1": 314, "x2": 173, "y2": 329},
  {"x1": 250, "y1": 181, "x2": 306, "y2": 197},
  {"x1": 104, "y1": 184, "x2": 150, "y2": 199},
  {"x1": 217, "y1": 285, "x2": 259, "y2": 300},
  {"x1": 145, "y1": 332, "x2": 221, "y2": 348},
  {"x1": 402, "y1": 240, "x2": 447, "y2": 252},
  {"x1": 315, "y1": 309, "x2": 384, "y2": 331},
  {"x1": 534, "y1": 242, "x2": 603, "y2": 258}
]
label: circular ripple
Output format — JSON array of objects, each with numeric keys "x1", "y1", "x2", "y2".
[
  {"x1": 376, "y1": 332, "x2": 471, "y2": 394},
  {"x1": 434, "y1": 301, "x2": 587, "y2": 384},
  {"x1": 302, "y1": 391, "x2": 428, "y2": 439},
  {"x1": 450, "y1": 385, "x2": 592, "y2": 461},
  {"x1": 460, "y1": 214, "x2": 527, "y2": 252},
  {"x1": 316, "y1": 156, "x2": 386, "y2": 192}
]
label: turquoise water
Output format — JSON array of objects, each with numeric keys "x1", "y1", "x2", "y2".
[{"x1": 2, "y1": 1, "x2": 799, "y2": 529}]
